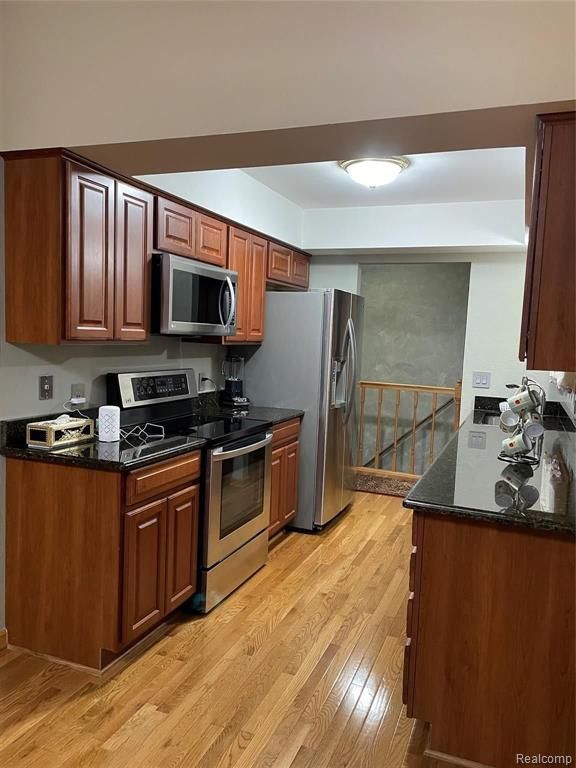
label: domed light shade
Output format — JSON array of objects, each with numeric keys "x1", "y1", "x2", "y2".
[{"x1": 339, "y1": 157, "x2": 410, "y2": 188}]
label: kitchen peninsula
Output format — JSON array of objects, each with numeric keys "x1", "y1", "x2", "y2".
[{"x1": 402, "y1": 405, "x2": 575, "y2": 767}]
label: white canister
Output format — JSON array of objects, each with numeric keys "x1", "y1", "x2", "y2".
[{"x1": 98, "y1": 405, "x2": 121, "y2": 442}]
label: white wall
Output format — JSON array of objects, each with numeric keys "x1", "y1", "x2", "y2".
[
  {"x1": 309, "y1": 258, "x2": 360, "y2": 294},
  {"x1": 138, "y1": 170, "x2": 303, "y2": 247},
  {"x1": 461, "y1": 253, "x2": 551, "y2": 419},
  {"x1": 1, "y1": 1, "x2": 574, "y2": 150},
  {"x1": 303, "y1": 200, "x2": 525, "y2": 251}
]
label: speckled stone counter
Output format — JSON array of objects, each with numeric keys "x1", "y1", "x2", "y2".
[{"x1": 403, "y1": 411, "x2": 575, "y2": 534}]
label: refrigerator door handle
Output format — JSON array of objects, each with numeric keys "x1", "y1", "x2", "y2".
[{"x1": 343, "y1": 318, "x2": 357, "y2": 425}]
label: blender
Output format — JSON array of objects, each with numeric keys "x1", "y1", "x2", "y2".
[{"x1": 220, "y1": 356, "x2": 250, "y2": 409}]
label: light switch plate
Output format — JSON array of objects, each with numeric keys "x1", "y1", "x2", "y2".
[
  {"x1": 468, "y1": 430, "x2": 487, "y2": 449},
  {"x1": 472, "y1": 371, "x2": 491, "y2": 389},
  {"x1": 39, "y1": 375, "x2": 53, "y2": 400}
]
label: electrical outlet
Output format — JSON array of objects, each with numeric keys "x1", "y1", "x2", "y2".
[
  {"x1": 39, "y1": 375, "x2": 53, "y2": 400},
  {"x1": 472, "y1": 371, "x2": 491, "y2": 389},
  {"x1": 71, "y1": 383, "x2": 85, "y2": 399},
  {"x1": 468, "y1": 430, "x2": 487, "y2": 450}
]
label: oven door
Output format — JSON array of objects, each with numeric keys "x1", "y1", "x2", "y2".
[
  {"x1": 160, "y1": 253, "x2": 237, "y2": 336},
  {"x1": 205, "y1": 432, "x2": 272, "y2": 568}
]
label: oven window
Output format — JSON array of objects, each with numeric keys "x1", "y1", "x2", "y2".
[
  {"x1": 220, "y1": 448, "x2": 265, "y2": 538},
  {"x1": 172, "y1": 269, "x2": 225, "y2": 326}
]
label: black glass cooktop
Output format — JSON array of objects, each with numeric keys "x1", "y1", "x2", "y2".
[{"x1": 168, "y1": 414, "x2": 271, "y2": 446}]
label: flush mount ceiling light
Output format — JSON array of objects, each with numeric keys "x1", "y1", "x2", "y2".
[{"x1": 339, "y1": 157, "x2": 410, "y2": 188}]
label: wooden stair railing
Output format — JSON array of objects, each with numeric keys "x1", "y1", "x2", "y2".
[{"x1": 355, "y1": 380, "x2": 462, "y2": 490}]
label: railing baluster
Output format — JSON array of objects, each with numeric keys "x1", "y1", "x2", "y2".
[
  {"x1": 410, "y1": 391, "x2": 419, "y2": 474},
  {"x1": 392, "y1": 389, "x2": 401, "y2": 472},
  {"x1": 357, "y1": 385, "x2": 366, "y2": 466},
  {"x1": 429, "y1": 392, "x2": 438, "y2": 465},
  {"x1": 375, "y1": 388, "x2": 383, "y2": 469}
]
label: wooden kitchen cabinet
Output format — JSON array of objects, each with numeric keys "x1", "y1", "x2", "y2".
[
  {"x1": 66, "y1": 162, "x2": 115, "y2": 340},
  {"x1": 115, "y1": 182, "x2": 154, "y2": 341},
  {"x1": 165, "y1": 485, "x2": 200, "y2": 612},
  {"x1": 226, "y1": 227, "x2": 267, "y2": 343},
  {"x1": 520, "y1": 111, "x2": 575, "y2": 371},
  {"x1": 122, "y1": 498, "x2": 168, "y2": 644},
  {"x1": 269, "y1": 419, "x2": 301, "y2": 538},
  {"x1": 267, "y1": 242, "x2": 310, "y2": 290},
  {"x1": 155, "y1": 198, "x2": 227, "y2": 267}
]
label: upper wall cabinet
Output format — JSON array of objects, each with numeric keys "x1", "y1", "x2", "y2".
[
  {"x1": 267, "y1": 242, "x2": 310, "y2": 290},
  {"x1": 226, "y1": 227, "x2": 267, "y2": 344},
  {"x1": 520, "y1": 111, "x2": 575, "y2": 372},
  {"x1": 155, "y1": 197, "x2": 227, "y2": 267},
  {"x1": 4, "y1": 155, "x2": 153, "y2": 344}
]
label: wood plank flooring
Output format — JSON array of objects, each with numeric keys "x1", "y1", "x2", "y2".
[{"x1": 0, "y1": 493, "x2": 450, "y2": 768}]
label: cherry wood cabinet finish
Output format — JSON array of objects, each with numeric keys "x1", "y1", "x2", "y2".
[
  {"x1": 155, "y1": 197, "x2": 196, "y2": 258},
  {"x1": 520, "y1": 111, "x2": 576, "y2": 371},
  {"x1": 125, "y1": 451, "x2": 201, "y2": 506},
  {"x1": 66, "y1": 162, "x2": 115, "y2": 340},
  {"x1": 165, "y1": 485, "x2": 200, "y2": 611},
  {"x1": 267, "y1": 243, "x2": 292, "y2": 283},
  {"x1": 5, "y1": 459, "x2": 123, "y2": 669},
  {"x1": 122, "y1": 499, "x2": 168, "y2": 644},
  {"x1": 408, "y1": 512, "x2": 575, "y2": 766},
  {"x1": 268, "y1": 419, "x2": 302, "y2": 538},
  {"x1": 226, "y1": 228, "x2": 267, "y2": 344},
  {"x1": 114, "y1": 182, "x2": 154, "y2": 341},
  {"x1": 246, "y1": 234, "x2": 268, "y2": 342},
  {"x1": 195, "y1": 213, "x2": 228, "y2": 267},
  {"x1": 226, "y1": 227, "x2": 250, "y2": 342},
  {"x1": 291, "y1": 251, "x2": 311, "y2": 288},
  {"x1": 4, "y1": 156, "x2": 63, "y2": 344},
  {"x1": 268, "y1": 446, "x2": 285, "y2": 538}
]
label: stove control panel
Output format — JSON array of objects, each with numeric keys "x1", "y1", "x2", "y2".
[{"x1": 112, "y1": 369, "x2": 197, "y2": 408}]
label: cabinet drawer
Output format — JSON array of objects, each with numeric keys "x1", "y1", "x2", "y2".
[
  {"x1": 272, "y1": 418, "x2": 301, "y2": 447},
  {"x1": 126, "y1": 451, "x2": 201, "y2": 506}
]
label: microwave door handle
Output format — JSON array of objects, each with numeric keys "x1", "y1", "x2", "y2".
[
  {"x1": 224, "y1": 276, "x2": 236, "y2": 329},
  {"x1": 218, "y1": 281, "x2": 226, "y2": 326},
  {"x1": 211, "y1": 432, "x2": 273, "y2": 461}
]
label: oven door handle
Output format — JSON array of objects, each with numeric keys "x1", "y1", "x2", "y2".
[{"x1": 211, "y1": 431, "x2": 273, "y2": 461}]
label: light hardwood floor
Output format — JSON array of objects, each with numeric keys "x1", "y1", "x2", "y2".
[{"x1": 0, "y1": 493, "x2": 448, "y2": 768}]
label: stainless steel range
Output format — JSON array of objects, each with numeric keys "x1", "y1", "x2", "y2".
[{"x1": 107, "y1": 369, "x2": 273, "y2": 612}]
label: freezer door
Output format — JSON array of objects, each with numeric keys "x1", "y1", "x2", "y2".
[
  {"x1": 341, "y1": 293, "x2": 365, "y2": 511},
  {"x1": 316, "y1": 290, "x2": 353, "y2": 526}
]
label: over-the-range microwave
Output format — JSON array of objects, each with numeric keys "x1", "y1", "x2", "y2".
[{"x1": 153, "y1": 253, "x2": 237, "y2": 336}]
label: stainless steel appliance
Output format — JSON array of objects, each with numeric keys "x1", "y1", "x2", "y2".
[
  {"x1": 202, "y1": 429, "x2": 272, "y2": 612},
  {"x1": 154, "y1": 253, "x2": 237, "y2": 336},
  {"x1": 243, "y1": 289, "x2": 364, "y2": 531},
  {"x1": 106, "y1": 369, "x2": 273, "y2": 611}
]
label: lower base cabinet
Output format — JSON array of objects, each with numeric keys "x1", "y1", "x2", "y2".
[
  {"x1": 123, "y1": 484, "x2": 199, "y2": 645},
  {"x1": 269, "y1": 419, "x2": 301, "y2": 538}
]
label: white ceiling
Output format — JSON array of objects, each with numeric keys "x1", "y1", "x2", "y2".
[{"x1": 242, "y1": 148, "x2": 525, "y2": 209}]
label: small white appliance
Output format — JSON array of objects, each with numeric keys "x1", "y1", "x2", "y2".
[{"x1": 98, "y1": 405, "x2": 121, "y2": 442}]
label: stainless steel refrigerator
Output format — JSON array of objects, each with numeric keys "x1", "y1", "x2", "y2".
[{"x1": 244, "y1": 289, "x2": 364, "y2": 531}]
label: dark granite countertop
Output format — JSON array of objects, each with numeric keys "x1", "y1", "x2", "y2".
[
  {"x1": 0, "y1": 404, "x2": 303, "y2": 472},
  {"x1": 403, "y1": 410, "x2": 575, "y2": 535}
]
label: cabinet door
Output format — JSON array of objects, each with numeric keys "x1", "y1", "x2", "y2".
[
  {"x1": 156, "y1": 197, "x2": 196, "y2": 258},
  {"x1": 226, "y1": 227, "x2": 250, "y2": 342},
  {"x1": 246, "y1": 235, "x2": 267, "y2": 342},
  {"x1": 267, "y1": 243, "x2": 292, "y2": 284},
  {"x1": 66, "y1": 162, "x2": 115, "y2": 340},
  {"x1": 269, "y1": 446, "x2": 285, "y2": 538},
  {"x1": 122, "y1": 499, "x2": 167, "y2": 644},
  {"x1": 520, "y1": 112, "x2": 576, "y2": 371},
  {"x1": 195, "y1": 214, "x2": 228, "y2": 267},
  {"x1": 284, "y1": 441, "x2": 299, "y2": 524},
  {"x1": 292, "y1": 253, "x2": 310, "y2": 289},
  {"x1": 166, "y1": 485, "x2": 200, "y2": 612},
  {"x1": 115, "y1": 182, "x2": 154, "y2": 341}
]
